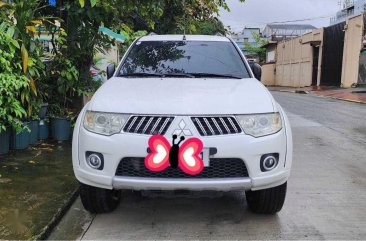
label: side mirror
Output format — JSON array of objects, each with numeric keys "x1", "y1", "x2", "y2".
[
  {"x1": 107, "y1": 64, "x2": 116, "y2": 80},
  {"x1": 250, "y1": 62, "x2": 262, "y2": 81}
]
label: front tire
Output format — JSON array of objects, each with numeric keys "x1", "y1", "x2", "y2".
[
  {"x1": 246, "y1": 182, "x2": 287, "y2": 214},
  {"x1": 80, "y1": 183, "x2": 121, "y2": 214}
]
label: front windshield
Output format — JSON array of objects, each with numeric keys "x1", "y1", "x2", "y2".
[{"x1": 119, "y1": 40, "x2": 250, "y2": 79}]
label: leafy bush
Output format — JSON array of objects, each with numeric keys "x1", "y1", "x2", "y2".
[
  {"x1": 0, "y1": 28, "x2": 29, "y2": 133},
  {"x1": 46, "y1": 55, "x2": 80, "y2": 118}
]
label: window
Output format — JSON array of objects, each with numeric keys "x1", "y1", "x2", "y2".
[
  {"x1": 267, "y1": 50, "x2": 275, "y2": 63},
  {"x1": 42, "y1": 40, "x2": 50, "y2": 53},
  {"x1": 119, "y1": 41, "x2": 250, "y2": 79}
]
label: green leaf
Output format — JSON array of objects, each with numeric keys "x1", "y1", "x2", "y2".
[
  {"x1": 21, "y1": 44, "x2": 29, "y2": 74},
  {"x1": 7, "y1": 26, "x2": 15, "y2": 37},
  {"x1": 29, "y1": 78, "x2": 37, "y2": 96},
  {"x1": 79, "y1": 0, "x2": 85, "y2": 7},
  {"x1": 90, "y1": 0, "x2": 97, "y2": 7},
  {"x1": 10, "y1": 39, "x2": 20, "y2": 49},
  {"x1": 66, "y1": 72, "x2": 72, "y2": 81}
]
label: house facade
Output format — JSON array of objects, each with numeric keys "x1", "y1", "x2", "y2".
[
  {"x1": 261, "y1": 14, "x2": 365, "y2": 88},
  {"x1": 231, "y1": 27, "x2": 261, "y2": 62},
  {"x1": 330, "y1": 0, "x2": 366, "y2": 25}
]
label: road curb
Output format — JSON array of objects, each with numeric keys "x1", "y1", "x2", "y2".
[
  {"x1": 312, "y1": 95, "x2": 366, "y2": 104},
  {"x1": 275, "y1": 89, "x2": 310, "y2": 94},
  {"x1": 272, "y1": 89, "x2": 366, "y2": 104},
  {"x1": 32, "y1": 186, "x2": 80, "y2": 240}
]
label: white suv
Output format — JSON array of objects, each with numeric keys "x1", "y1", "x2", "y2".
[{"x1": 72, "y1": 35, "x2": 293, "y2": 215}]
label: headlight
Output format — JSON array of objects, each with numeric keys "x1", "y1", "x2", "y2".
[
  {"x1": 236, "y1": 113, "x2": 282, "y2": 137},
  {"x1": 83, "y1": 111, "x2": 129, "y2": 136}
]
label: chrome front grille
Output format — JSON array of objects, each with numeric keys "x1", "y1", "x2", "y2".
[
  {"x1": 191, "y1": 117, "x2": 242, "y2": 136},
  {"x1": 123, "y1": 116, "x2": 174, "y2": 135}
]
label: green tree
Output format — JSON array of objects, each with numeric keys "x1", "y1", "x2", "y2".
[
  {"x1": 194, "y1": 18, "x2": 225, "y2": 35},
  {"x1": 244, "y1": 32, "x2": 268, "y2": 62},
  {"x1": 0, "y1": 25, "x2": 30, "y2": 132},
  {"x1": 0, "y1": 0, "x2": 48, "y2": 119},
  {"x1": 43, "y1": 0, "x2": 245, "y2": 82},
  {"x1": 154, "y1": 0, "x2": 244, "y2": 34}
]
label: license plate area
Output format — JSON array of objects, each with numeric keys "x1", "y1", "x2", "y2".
[{"x1": 200, "y1": 148, "x2": 217, "y2": 167}]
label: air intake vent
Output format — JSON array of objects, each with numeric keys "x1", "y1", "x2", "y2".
[
  {"x1": 123, "y1": 116, "x2": 174, "y2": 135},
  {"x1": 116, "y1": 158, "x2": 249, "y2": 178},
  {"x1": 191, "y1": 117, "x2": 242, "y2": 136}
]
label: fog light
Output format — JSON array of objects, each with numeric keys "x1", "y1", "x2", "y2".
[
  {"x1": 260, "y1": 154, "x2": 279, "y2": 172},
  {"x1": 86, "y1": 152, "x2": 104, "y2": 170}
]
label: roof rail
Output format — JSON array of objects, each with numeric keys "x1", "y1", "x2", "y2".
[{"x1": 148, "y1": 32, "x2": 157, "y2": 36}]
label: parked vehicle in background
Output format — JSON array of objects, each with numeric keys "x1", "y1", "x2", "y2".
[
  {"x1": 90, "y1": 66, "x2": 105, "y2": 82},
  {"x1": 73, "y1": 35, "x2": 293, "y2": 215}
]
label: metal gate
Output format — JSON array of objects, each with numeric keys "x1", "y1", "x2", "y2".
[
  {"x1": 358, "y1": 15, "x2": 366, "y2": 86},
  {"x1": 320, "y1": 22, "x2": 346, "y2": 86},
  {"x1": 312, "y1": 46, "x2": 320, "y2": 86},
  {"x1": 358, "y1": 52, "x2": 366, "y2": 85}
]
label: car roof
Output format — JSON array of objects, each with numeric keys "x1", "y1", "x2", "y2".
[{"x1": 138, "y1": 34, "x2": 231, "y2": 42}]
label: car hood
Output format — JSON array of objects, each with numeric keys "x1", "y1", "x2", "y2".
[{"x1": 89, "y1": 77, "x2": 275, "y2": 115}]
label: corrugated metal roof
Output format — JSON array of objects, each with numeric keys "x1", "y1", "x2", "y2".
[
  {"x1": 99, "y1": 27, "x2": 125, "y2": 42},
  {"x1": 266, "y1": 24, "x2": 317, "y2": 30}
]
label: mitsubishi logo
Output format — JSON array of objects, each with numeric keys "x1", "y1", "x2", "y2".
[{"x1": 173, "y1": 120, "x2": 193, "y2": 136}]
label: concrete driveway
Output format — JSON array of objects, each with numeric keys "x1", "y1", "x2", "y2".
[{"x1": 50, "y1": 92, "x2": 366, "y2": 240}]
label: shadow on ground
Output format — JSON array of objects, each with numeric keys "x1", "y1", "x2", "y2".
[{"x1": 0, "y1": 142, "x2": 77, "y2": 240}]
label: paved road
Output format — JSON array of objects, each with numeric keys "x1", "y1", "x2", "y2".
[{"x1": 50, "y1": 92, "x2": 366, "y2": 240}]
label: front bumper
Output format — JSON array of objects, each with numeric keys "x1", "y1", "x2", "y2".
[
  {"x1": 74, "y1": 164, "x2": 290, "y2": 191},
  {"x1": 113, "y1": 177, "x2": 252, "y2": 191},
  {"x1": 72, "y1": 107, "x2": 293, "y2": 192},
  {"x1": 113, "y1": 169, "x2": 290, "y2": 191}
]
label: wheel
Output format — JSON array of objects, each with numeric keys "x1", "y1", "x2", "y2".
[
  {"x1": 246, "y1": 182, "x2": 287, "y2": 214},
  {"x1": 79, "y1": 183, "x2": 121, "y2": 214}
]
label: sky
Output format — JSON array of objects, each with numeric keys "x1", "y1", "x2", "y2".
[{"x1": 219, "y1": 0, "x2": 341, "y2": 32}]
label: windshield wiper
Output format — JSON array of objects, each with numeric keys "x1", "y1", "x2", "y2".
[
  {"x1": 162, "y1": 73, "x2": 195, "y2": 78},
  {"x1": 120, "y1": 72, "x2": 196, "y2": 78},
  {"x1": 120, "y1": 73, "x2": 164, "y2": 78},
  {"x1": 189, "y1": 73, "x2": 242, "y2": 79}
]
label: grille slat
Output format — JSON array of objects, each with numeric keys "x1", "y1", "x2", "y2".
[
  {"x1": 203, "y1": 118, "x2": 215, "y2": 135},
  {"x1": 116, "y1": 158, "x2": 249, "y2": 178},
  {"x1": 142, "y1": 117, "x2": 154, "y2": 134},
  {"x1": 158, "y1": 118, "x2": 170, "y2": 134},
  {"x1": 191, "y1": 117, "x2": 242, "y2": 136},
  {"x1": 135, "y1": 117, "x2": 146, "y2": 133},
  {"x1": 219, "y1": 117, "x2": 231, "y2": 134},
  {"x1": 228, "y1": 118, "x2": 239, "y2": 133},
  {"x1": 126, "y1": 116, "x2": 138, "y2": 132},
  {"x1": 150, "y1": 117, "x2": 162, "y2": 135},
  {"x1": 194, "y1": 118, "x2": 207, "y2": 136},
  {"x1": 212, "y1": 118, "x2": 223, "y2": 135},
  {"x1": 123, "y1": 116, "x2": 174, "y2": 135}
]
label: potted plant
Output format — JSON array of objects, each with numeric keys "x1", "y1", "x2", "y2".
[
  {"x1": 0, "y1": 24, "x2": 30, "y2": 153},
  {"x1": 29, "y1": 118, "x2": 40, "y2": 145},
  {"x1": 38, "y1": 119, "x2": 50, "y2": 140},
  {"x1": 2, "y1": 0, "x2": 51, "y2": 146},
  {"x1": 47, "y1": 56, "x2": 80, "y2": 141},
  {"x1": 26, "y1": 52, "x2": 47, "y2": 145},
  {"x1": 0, "y1": 129, "x2": 10, "y2": 155},
  {"x1": 10, "y1": 122, "x2": 31, "y2": 150},
  {"x1": 49, "y1": 105, "x2": 73, "y2": 141},
  {"x1": 38, "y1": 103, "x2": 49, "y2": 140}
]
